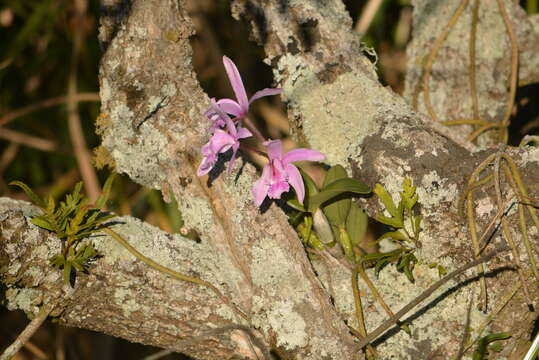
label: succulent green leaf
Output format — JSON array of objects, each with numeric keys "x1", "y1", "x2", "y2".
[
  {"x1": 323, "y1": 196, "x2": 351, "y2": 227},
  {"x1": 308, "y1": 178, "x2": 370, "y2": 212},
  {"x1": 9, "y1": 180, "x2": 46, "y2": 208},
  {"x1": 346, "y1": 202, "x2": 368, "y2": 246},
  {"x1": 338, "y1": 227, "x2": 355, "y2": 261},
  {"x1": 287, "y1": 198, "x2": 306, "y2": 212},
  {"x1": 321, "y1": 166, "x2": 352, "y2": 227},
  {"x1": 323, "y1": 165, "x2": 348, "y2": 187},
  {"x1": 472, "y1": 333, "x2": 511, "y2": 360}
]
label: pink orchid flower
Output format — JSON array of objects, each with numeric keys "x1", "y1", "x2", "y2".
[
  {"x1": 205, "y1": 98, "x2": 227, "y2": 133},
  {"x1": 217, "y1": 56, "x2": 282, "y2": 119},
  {"x1": 197, "y1": 105, "x2": 252, "y2": 176},
  {"x1": 252, "y1": 140, "x2": 325, "y2": 206}
]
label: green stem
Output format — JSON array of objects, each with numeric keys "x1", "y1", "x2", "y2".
[{"x1": 351, "y1": 265, "x2": 377, "y2": 359}]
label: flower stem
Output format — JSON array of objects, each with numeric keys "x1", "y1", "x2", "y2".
[{"x1": 243, "y1": 116, "x2": 266, "y2": 143}]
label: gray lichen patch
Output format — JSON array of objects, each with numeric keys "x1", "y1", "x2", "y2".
[
  {"x1": 102, "y1": 99, "x2": 170, "y2": 189},
  {"x1": 416, "y1": 170, "x2": 458, "y2": 213},
  {"x1": 5, "y1": 288, "x2": 43, "y2": 314},
  {"x1": 253, "y1": 298, "x2": 308, "y2": 351},
  {"x1": 250, "y1": 237, "x2": 309, "y2": 299},
  {"x1": 403, "y1": 0, "x2": 527, "y2": 146},
  {"x1": 277, "y1": 55, "x2": 410, "y2": 168}
]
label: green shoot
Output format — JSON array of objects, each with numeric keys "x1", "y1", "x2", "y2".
[{"x1": 10, "y1": 174, "x2": 115, "y2": 285}]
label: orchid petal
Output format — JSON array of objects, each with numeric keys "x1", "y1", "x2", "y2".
[
  {"x1": 197, "y1": 156, "x2": 215, "y2": 176},
  {"x1": 252, "y1": 165, "x2": 271, "y2": 206},
  {"x1": 268, "y1": 181, "x2": 290, "y2": 199},
  {"x1": 285, "y1": 164, "x2": 305, "y2": 204},
  {"x1": 224, "y1": 116, "x2": 237, "y2": 137},
  {"x1": 216, "y1": 98, "x2": 243, "y2": 117},
  {"x1": 249, "y1": 88, "x2": 283, "y2": 104},
  {"x1": 264, "y1": 139, "x2": 283, "y2": 161},
  {"x1": 222, "y1": 56, "x2": 249, "y2": 112},
  {"x1": 209, "y1": 130, "x2": 235, "y2": 154},
  {"x1": 282, "y1": 148, "x2": 325, "y2": 165},
  {"x1": 237, "y1": 127, "x2": 253, "y2": 139}
]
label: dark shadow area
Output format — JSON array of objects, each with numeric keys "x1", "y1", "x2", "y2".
[
  {"x1": 509, "y1": 82, "x2": 539, "y2": 146},
  {"x1": 99, "y1": 0, "x2": 132, "y2": 52}
]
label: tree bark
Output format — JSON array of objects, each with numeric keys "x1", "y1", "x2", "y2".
[{"x1": 2, "y1": 0, "x2": 539, "y2": 359}]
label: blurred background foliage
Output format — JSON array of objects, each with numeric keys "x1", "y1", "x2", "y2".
[{"x1": 0, "y1": 0, "x2": 537, "y2": 359}]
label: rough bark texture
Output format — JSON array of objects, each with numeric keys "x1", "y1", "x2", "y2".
[
  {"x1": 404, "y1": 0, "x2": 539, "y2": 145},
  {"x1": 2, "y1": 0, "x2": 539, "y2": 359}
]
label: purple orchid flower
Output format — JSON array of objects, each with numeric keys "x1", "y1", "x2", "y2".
[
  {"x1": 216, "y1": 56, "x2": 283, "y2": 119},
  {"x1": 252, "y1": 140, "x2": 325, "y2": 206},
  {"x1": 205, "y1": 98, "x2": 227, "y2": 133},
  {"x1": 197, "y1": 107, "x2": 252, "y2": 176}
]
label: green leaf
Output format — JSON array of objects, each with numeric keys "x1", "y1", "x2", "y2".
[
  {"x1": 375, "y1": 230, "x2": 408, "y2": 243},
  {"x1": 346, "y1": 202, "x2": 368, "y2": 246},
  {"x1": 81, "y1": 243, "x2": 97, "y2": 260},
  {"x1": 50, "y1": 254, "x2": 65, "y2": 268},
  {"x1": 323, "y1": 165, "x2": 348, "y2": 187},
  {"x1": 45, "y1": 195, "x2": 55, "y2": 216},
  {"x1": 63, "y1": 261, "x2": 72, "y2": 285},
  {"x1": 400, "y1": 177, "x2": 418, "y2": 210},
  {"x1": 95, "y1": 173, "x2": 115, "y2": 209},
  {"x1": 322, "y1": 165, "x2": 351, "y2": 227},
  {"x1": 376, "y1": 215, "x2": 404, "y2": 229},
  {"x1": 67, "y1": 205, "x2": 90, "y2": 236},
  {"x1": 9, "y1": 181, "x2": 45, "y2": 208},
  {"x1": 414, "y1": 215, "x2": 422, "y2": 237},
  {"x1": 338, "y1": 227, "x2": 355, "y2": 261},
  {"x1": 362, "y1": 249, "x2": 402, "y2": 261},
  {"x1": 397, "y1": 252, "x2": 417, "y2": 282},
  {"x1": 374, "y1": 183, "x2": 398, "y2": 217},
  {"x1": 31, "y1": 216, "x2": 56, "y2": 232},
  {"x1": 472, "y1": 333, "x2": 511, "y2": 360},
  {"x1": 308, "y1": 178, "x2": 370, "y2": 212},
  {"x1": 71, "y1": 260, "x2": 85, "y2": 272}
]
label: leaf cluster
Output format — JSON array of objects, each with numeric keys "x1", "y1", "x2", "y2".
[
  {"x1": 288, "y1": 165, "x2": 370, "y2": 262},
  {"x1": 9, "y1": 175, "x2": 115, "y2": 285},
  {"x1": 368, "y1": 178, "x2": 423, "y2": 282}
]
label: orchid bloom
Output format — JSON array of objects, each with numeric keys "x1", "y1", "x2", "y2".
[
  {"x1": 252, "y1": 140, "x2": 325, "y2": 206},
  {"x1": 217, "y1": 56, "x2": 282, "y2": 119},
  {"x1": 197, "y1": 106, "x2": 252, "y2": 176},
  {"x1": 205, "y1": 98, "x2": 227, "y2": 133}
]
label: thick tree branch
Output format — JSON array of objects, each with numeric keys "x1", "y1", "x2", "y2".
[{"x1": 231, "y1": 0, "x2": 539, "y2": 357}]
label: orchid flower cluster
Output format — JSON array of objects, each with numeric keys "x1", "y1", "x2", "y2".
[{"x1": 197, "y1": 56, "x2": 325, "y2": 206}]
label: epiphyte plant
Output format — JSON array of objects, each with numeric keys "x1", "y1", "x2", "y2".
[
  {"x1": 9, "y1": 175, "x2": 115, "y2": 285},
  {"x1": 364, "y1": 177, "x2": 423, "y2": 282}
]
